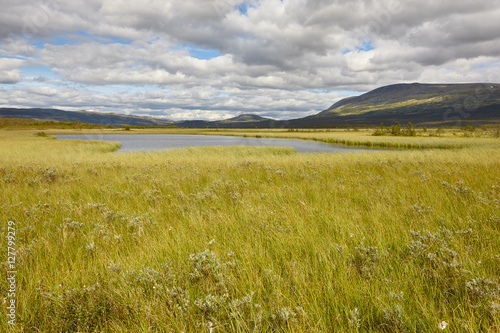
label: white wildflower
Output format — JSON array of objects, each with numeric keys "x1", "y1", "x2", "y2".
[{"x1": 438, "y1": 321, "x2": 447, "y2": 330}]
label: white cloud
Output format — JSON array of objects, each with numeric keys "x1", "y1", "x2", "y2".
[
  {"x1": 0, "y1": 58, "x2": 24, "y2": 83},
  {"x1": 0, "y1": 83, "x2": 348, "y2": 120},
  {"x1": 0, "y1": 0, "x2": 499, "y2": 119}
]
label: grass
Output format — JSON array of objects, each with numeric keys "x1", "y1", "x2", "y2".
[
  {"x1": 1, "y1": 129, "x2": 500, "y2": 332},
  {"x1": 42, "y1": 127, "x2": 500, "y2": 149}
]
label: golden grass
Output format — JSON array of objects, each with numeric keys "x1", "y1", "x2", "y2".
[{"x1": 1, "y1": 130, "x2": 499, "y2": 332}]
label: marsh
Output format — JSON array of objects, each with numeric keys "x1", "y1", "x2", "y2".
[{"x1": 56, "y1": 134, "x2": 385, "y2": 153}]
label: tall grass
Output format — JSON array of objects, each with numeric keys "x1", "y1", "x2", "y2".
[{"x1": 1, "y1": 130, "x2": 499, "y2": 332}]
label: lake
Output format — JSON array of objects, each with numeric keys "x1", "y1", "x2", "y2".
[{"x1": 56, "y1": 134, "x2": 382, "y2": 153}]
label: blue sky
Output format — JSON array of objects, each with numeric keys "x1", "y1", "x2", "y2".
[
  {"x1": 1, "y1": 0, "x2": 499, "y2": 120},
  {"x1": 172, "y1": 44, "x2": 223, "y2": 60}
]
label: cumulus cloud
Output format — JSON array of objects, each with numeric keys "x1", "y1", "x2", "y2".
[
  {"x1": 0, "y1": 0, "x2": 499, "y2": 119},
  {"x1": 0, "y1": 58, "x2": 24, "y2": 83},
  {"x1": 0, "y1": 84, "x2": 345, "y2": 120}
]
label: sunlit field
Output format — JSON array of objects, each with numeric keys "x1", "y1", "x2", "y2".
[{"x1": 1, "y1": 129, "x2": 499, "y2": 332}]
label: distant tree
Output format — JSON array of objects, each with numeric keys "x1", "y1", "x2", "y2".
[
  {"x1": 406, "y1": 122, "x2": 416, "y2": 136},
  {"x1": 391, "y1": 123, "x2": 401, "y2": 136}
]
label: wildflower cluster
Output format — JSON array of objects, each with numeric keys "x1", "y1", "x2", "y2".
[{"x1": 349, "y1": 244, "x2": 389, "y2": 280}]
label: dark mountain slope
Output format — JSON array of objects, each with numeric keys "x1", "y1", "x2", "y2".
[
  {"x1": 302, "y1": 83, "x2": 500, "y2": 126},
  {"x1": 0, "y1": 108, "x2": 174, "y2": 127},
  {"x1": 221, "y1": 114, "x2": 271, "y2": 122}
]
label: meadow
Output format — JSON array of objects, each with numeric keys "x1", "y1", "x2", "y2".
[{"x1": 1, "y1": 128, "x2": 499, "y2": 332}]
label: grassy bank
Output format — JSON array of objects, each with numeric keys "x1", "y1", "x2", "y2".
[
  {"x1": 38, "y1": 127, "x2": 500, "y2": 149},
  {"x1": 1, "y1": 130, "x2": 499, "y2": 332}
]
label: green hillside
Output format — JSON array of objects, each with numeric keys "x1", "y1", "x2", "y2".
[{"x1": 304, "y1": 83, "x2": 500, "y2": 126}]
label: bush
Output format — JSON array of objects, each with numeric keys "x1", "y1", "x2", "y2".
[{"x1": 391, "y1": 124, "x2": 401, "y2": 135}]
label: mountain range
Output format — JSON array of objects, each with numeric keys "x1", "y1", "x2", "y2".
[
  {"x1": 302, "y1": 83, "x2": 500, "y2": 127},
  {"x1": 0, "y1": 108, "x2": 175, "y2": 127},
  {"x1": 1, "y1": 83, "x2": 499, "y2": 128}
]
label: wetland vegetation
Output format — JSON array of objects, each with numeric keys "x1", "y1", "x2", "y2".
[{"x1": 1, "y1": 128, "x2": 499, "y2": 332}]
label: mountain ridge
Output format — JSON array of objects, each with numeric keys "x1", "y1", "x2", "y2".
[
  {"x1": 0, "y1": 108, "x2": 175, "y2": 127},
  {"x1": 221, "y1": 114, "x2": 272, "y2": 122},
  {"x1": 304, "y1": 83, "x2": 500, "y2": 126},
  {"x1": 1, "y1": 83, "x2": 499, "y2": 128},
  {"x1": 323, "y1": 83, "x2": 500, "y2": 114}
]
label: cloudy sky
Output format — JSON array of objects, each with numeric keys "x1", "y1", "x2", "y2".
[{"x1": 1, "y1": 0, "x2": 499, "y2": 120}]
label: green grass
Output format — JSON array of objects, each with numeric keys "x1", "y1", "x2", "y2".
[{"x1": 1, "y1": 130, "x2": 500, "y2": 332}]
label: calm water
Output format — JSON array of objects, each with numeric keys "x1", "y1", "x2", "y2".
[{"x1": 56, "y1": 134, "x2": 381, "y2": 153}]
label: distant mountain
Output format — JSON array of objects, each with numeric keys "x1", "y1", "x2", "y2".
[
  {"x1": 221, "y1": 114, "x2": 271, "y2": 122},
  {"x1": 0, "y1": 108, "x2": 174, "y2": 127},
  {"x1": 173, "y1": 114, "x2": 274, "y2": 128},
  {"x1": 286, "y1": 83, "x2": 500, "y2": 127},
  {"x1": 194, "y1": 114, "x2": 273, "y2": 128},
  {"x1": 2, "y1": 83, "x2": 500, "y2": 128},
  {"x1": 0, "y1": 108, "x2": 275, "y2": 128}
]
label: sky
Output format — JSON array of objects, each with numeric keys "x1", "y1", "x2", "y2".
[{"x1": 0, "y1": 0, "x2": 499, "y2": 121}]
